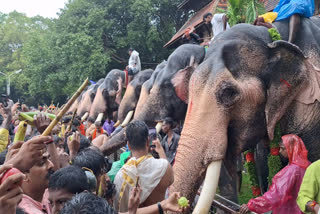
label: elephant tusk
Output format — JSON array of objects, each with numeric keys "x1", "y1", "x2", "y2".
[
  {"x1": 193, "y1": 160, "x2": 222, "y2": 214},
  {"x1": 121, "y1": 110, "x2": 134, "y2": 127},
  {"x1": 81, "y1": 112, "x2": 89, "y2": 122},
  {"x1": 114, "y1": 120, "x2": 121, "y2": 128},
  {"x1": 155, "y1": 122, "x2": 163, "y2": 134},
  {"x1": 96, "y1": 113, "x2": 104, "y2": 122}
]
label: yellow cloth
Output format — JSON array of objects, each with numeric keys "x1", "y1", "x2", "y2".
[
  {"x1": 0, "y1": 128, "x2": 9, "y2": 153},
  {"x1": 259, "y1": 12, "x2": 278, "y2": 23},
  {"x1": 297, "y1": 160, "x2": 320, "y2": 213}
]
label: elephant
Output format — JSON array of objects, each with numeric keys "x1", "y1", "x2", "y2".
[
  {"x1": 68, "y1": 87, "x2": 87, "y2": 114},
  {"x1": 89, "y1": 69, "x2": 126, "y2": 120},
  {"x1": 116, "y1": 69, "x2": 154, "y2": 127},
  {"x1": 100, "y1": 44, "x2": 206, "y2": 154},
  {"x1": 133, "y1": 61, "x2": 167, "y2": 122},
  {"x1": 171, "y1": 17, "x2": 320, "y2": 214},
  {"x1": 77, "y1": 78, "x2": 104, "y2": 118}
]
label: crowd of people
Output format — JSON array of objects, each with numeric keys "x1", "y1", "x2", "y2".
[
  {"x1": 0, "y1": 101, "x2": 185, "y2": 214},
  {"x1": 0, "y1": 1, "x2": 319, "y2": 214}
]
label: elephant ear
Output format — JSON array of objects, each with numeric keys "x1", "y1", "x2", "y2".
[
  {"x1": 263, "y1": 41, "x2": 308, "y2": 140},
  {"x1": 171, "y1": 56, "x2": 197, "y2": 103}
]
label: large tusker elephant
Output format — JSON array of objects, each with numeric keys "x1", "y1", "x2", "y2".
[
  {"x1": 77, "y1": 78, "x2": 104, "y2": 117},
  {"x1": 89, "y1": 69, "x2": 126, "y2": 120},
  {"x1": 116, "y1": 69, "x2": 154, "y2": 127},
  {"x1": 171, "y1": 17, "x2": 320, "y2": 214},
  {"x1": 133, "y1": 61, "x2": 167, "y2": 121},
  {"x1": 134, "y1": 44, "x2": 205, "y2": 125},
  {"x1": 68, "y1": 87, "x2": 88, "y2": 114},
  {"x1": 100, "y1": 44, "x2": 206, "y2": 154}
]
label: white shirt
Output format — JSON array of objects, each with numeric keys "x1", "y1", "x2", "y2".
[
  {"x1": 211, "y1": 13, "x2": 230, "y2": 39},
  {"x1": 128, "y1": 50, "x2": 141, "y2": 72}
]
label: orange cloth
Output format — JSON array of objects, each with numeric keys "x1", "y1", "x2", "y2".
[
  {"x1": 79, "y1": 123, "x2": 86, "y2": 135},
  {"x1": 92, "y1": 128, "x2": 103, "y2": 140}
]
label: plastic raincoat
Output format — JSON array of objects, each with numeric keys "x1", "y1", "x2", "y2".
[
  {"x1": 247, "y1": 134, "x2": 310, "y2": 214},
  {"x1": 274, "y1": 0, "x2": 315, "y2": 21}
]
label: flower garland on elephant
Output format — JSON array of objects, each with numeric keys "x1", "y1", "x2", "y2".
[
  {"x1": 244, "y1": 27, "x2": 283, "y2": 197},
  {"x1": 244, "y1": 123, "x2": 282, "y2": 196}
]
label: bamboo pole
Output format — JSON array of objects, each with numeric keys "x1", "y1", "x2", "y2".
[
  {"x1": 42, "y1": 78, "x2": 89, "y2": 136},
  {"x1": 66, "y1": 108, "x2": 77, "y2": 133}
]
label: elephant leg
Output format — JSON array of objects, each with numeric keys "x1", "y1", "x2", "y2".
[
  {"x1": 255, "y1": 141, "x2": 270, "y2": 193},
  {"x1": 288, "y1": 14, "x2": 300, "y2": 44},
  {"x1": 216, "y1": 162, "x2": 239, "y2": 214}
]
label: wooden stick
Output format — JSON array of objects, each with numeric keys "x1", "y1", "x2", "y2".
[
  {"x1": 42, "y1": 78, "x2": 89, "y2": 136},
  {"x1": 66, "y1": 108, "x2": 77, "y2": 133}
]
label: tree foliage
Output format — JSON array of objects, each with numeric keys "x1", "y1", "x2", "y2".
[
  {"x1": 219, "y1": 0, "x2": 266, "y2": 26},
  {"x1": 0, "y1": 0, "x2": 187, "y2": 105}
]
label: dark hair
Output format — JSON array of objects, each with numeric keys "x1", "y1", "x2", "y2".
[
  {"x1": 73, "y1": 119, "x2": 80, "y2": 127},
  {"x1": 49, "y1": 166, "x2": 88, "y2": 194},
  {"x1": 203, "y1": 12, "x2": 213, "y2": 20},
  {"x1": 73, "y1": 148, "x2": 106, "y2": 177},
  {"x1": 125, "y1": 120, "x2": 148, "y2": 150},
  {"x1": 163, "y1": 117, "x2": 174, "y2": 128},
  {"x1": 0, "y1": 149, "x2": 8, "y2": 165},
  {"x1": 76, "y1": 116, "x2": 82, "y2": 121},
  {"x1": 60, "y1": 192, "x2": 117, "y2": 214},
  {"x1": 128, "y1": 47, "x2": 134, "y2": 52},
  {"x1": 53, "y1": 135, "x2": 63, "y2": 144},
  {"x1": 62, "y1": 116, "x2": 72, "y2": 124},
  {"x1": 87, "y1": 117, "x2": 95, "y2": 123},
  {"x1": 16, "y1": 208, "x2": 26, "y2": 214}
]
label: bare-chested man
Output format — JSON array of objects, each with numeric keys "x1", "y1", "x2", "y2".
[{"x1": 113, "y1": 121, "x2": 173, "y2": 212}]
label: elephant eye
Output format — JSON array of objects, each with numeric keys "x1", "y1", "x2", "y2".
[{"x1": 216, "y1": 81, "x2": 240, "y2": 107}]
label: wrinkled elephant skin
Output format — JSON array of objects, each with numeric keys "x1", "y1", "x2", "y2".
[
  {"x1": 101, "y1": 44, "x2": 205, "y2": 154},
  {"x1": 134, "y1": 44, "x2": 206, "y2": 126},
  {"x1": 89, "y1": 69, "x2": 125, "y2": 120},
  {"x1": 77, "y1": 78, "x2": 104, "y2": 117},
  {"x1": 171, "y1": 18, "x2": 320, "y2": 213},
  {"x1": 117, "y1": 69, "x2": 153, "y2": 123}
]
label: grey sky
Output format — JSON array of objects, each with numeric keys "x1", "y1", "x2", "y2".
[{"x1": 0, "y1": 0, "x2": 68, "y2": 18}]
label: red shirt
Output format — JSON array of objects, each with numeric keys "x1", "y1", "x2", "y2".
[{"x1": 79, "y1": 123, "x2": 86, "y2": 135}]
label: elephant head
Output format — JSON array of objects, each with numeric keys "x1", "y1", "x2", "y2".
[
  {"x1": 134, "y1": 44, "x2": 205, "y2": 127},
  {"x1": 68, "y1": 87, "x2": 87, "y2": 114},
  {"x1": 78, "y1": 78, "x2": 104, "y2": 117},
  {"x1": 134, "y1": 61, "x2": 167, "y2": 120},
  {"x1": 116, "y1": 69, "x2": 154, "y2": 127},
  {"x1": 100, "y1": 44, "x2": 205, "y2": 155},
  {"x1": 171, "y1": 24, "x2": 312, "y2": 213},
  {"x1": 89, "y1": 69, "x2": 125, "y2": 120}
]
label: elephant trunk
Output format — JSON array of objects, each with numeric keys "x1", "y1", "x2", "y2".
[
  {"x1": 100, "y1": 128, "x2": 127, "y2": 156},
  {"x1": 89, "y1": 88, "x2": 107, "y2": 120},
  {"x1": 171, "y1": 88, "x2": 229, "y2": 213},
  {"x1": 118, "y1": 84, "x2": 136, "y2": 122},
  {"x1": 134, "y1": 86, "x2": 149, "y2": 119}
]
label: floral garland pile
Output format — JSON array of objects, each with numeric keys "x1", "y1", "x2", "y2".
[
  {"x1": 245, "y1": 123, "x2": 283, "y2": 195},
  {"x1": 244, "y1": 150, "x2": 261, "y2": 196},
  {"x1": 267, "y1": 123, "x2": 283, "y2": 184}
]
